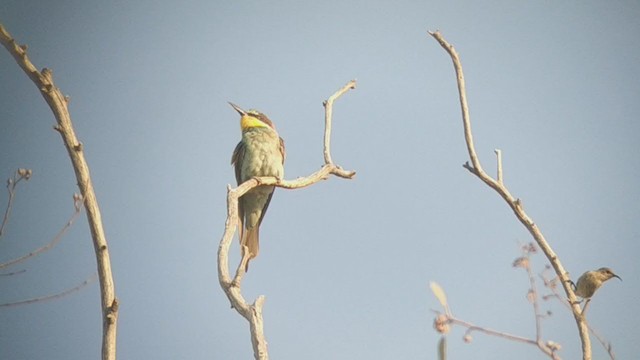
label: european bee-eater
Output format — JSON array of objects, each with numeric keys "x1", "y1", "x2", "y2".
[{"x1": 229, "y1": 102, "x2": 285, "y2": 271}]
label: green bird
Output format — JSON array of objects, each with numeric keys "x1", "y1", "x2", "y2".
[{"x1": 229, "y1": 102, "x2": 285, "y2": 271}]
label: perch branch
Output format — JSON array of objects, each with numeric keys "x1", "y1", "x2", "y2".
[
  {"x1": 429, "y1": 30, "x2": 591, "y2": 359},
  {"x1": 0, "y1": 24, "x2": 118, "y2": 360},
  {"x1": 218, "y1": 80, "x2": 356, "y2": 360}
]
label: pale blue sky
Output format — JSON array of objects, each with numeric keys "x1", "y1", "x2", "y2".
[{"x1": 1, "y1": 1, "x2": 639, "y2": 359}]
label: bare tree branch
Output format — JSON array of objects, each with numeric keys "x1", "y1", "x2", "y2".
[
  {"x1": 0, "y1": 193, "x2": 83, "y2": 270},
  {"x1": 0, "y1": 269, "x2": 26, "y2": 276},
  {"x1": 218, "y1": 80, "x2": 356, "y2": 360},
  {"x1": 434, "y1": 309, "x2": 559, "y2": 354},
  {"x1": 323, "y1": 81, "x2": 355, "y2": 165},
  {"x1": 494, "y1": 149, "x2": 503, "y2": 185},
  {"x1": 433, "y1": 306, "x2": 561, "y2": 360},
  {"x1": 1, "y1": 168, "x2": 32, "y2": 239},
  {"x1": 0, "y1": 23, "x2": 118, "y2": 360},
  {"x1": 0, "y1": 273, "x2": 97, "y2": 307},
  {"x1": 429, "y1": 30, "x2": 591, "y2": 360}
]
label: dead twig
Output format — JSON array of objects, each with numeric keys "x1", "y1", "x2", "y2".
[
  {"x1": 0, "y1": 168, "x2": 32, "y2": 239},
  {"x1": 0, "y1": 273, "x2": 97, "y2": 307}
]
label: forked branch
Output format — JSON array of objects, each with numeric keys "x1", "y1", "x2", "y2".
[
  {"x1": 0, "y1": 193, "x2": 83, "y2": 270},
  {"x1": 0, "y1": 23, "x2": 118, "y2": 360},
  {"x1": 217, "y1": 80, "x2": 356, "y2": 360},
  {"x1": 0, "y1": 168, "x2": 32, "y2": 239},
  {"x1": 429, "y1": 30, "x2": 591, "y2": 359}
]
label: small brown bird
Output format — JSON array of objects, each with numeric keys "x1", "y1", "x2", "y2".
[
  {"x1": 229, "y1": 102, "x2": 285, "y2": 271},
  {"x1": 574, "y1": 267, "x2": 621, "y2": 300}
]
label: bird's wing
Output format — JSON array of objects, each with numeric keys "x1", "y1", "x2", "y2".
[
  {"x1": 279, "y1": 137, "x2": 286, "y2": 163},
  {"x1": 231, "y1": 141, "x2": 246, "y2": 242},
  {"x1": 231, "y1": 141, "x2": 245, "y2": 184},
  {"x1": 257, "y1": 188, "x2": 276, "y2": 228},
  {"x1": 257, "y1": 137, "x2": 284, "y2": 227}
]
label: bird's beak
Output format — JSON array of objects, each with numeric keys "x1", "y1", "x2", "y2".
[
  {"x1": 613, "y1": 274, "x2": 622, "y2": 281},
  {"x1": 228, "y1": 102, "x2": 246, "y2": 116}
]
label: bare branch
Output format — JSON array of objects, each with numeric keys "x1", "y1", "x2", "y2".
[
  {"x1": 494, "y1": 149, "x2": 503, "y2": 185},
  {"x1": 0, "y1": 193, "x2": 83, "y2": 269},
  {"x1": 433, "y1": 310, "x2": 561, "y2": 359},
  {"x1": 218, "y1": 81, "x2": 357, "y2": 359},
  {"x1": 429, "y1": 30, "x2": 591, "y2": 359},
  {"x1": 323, "y1": 79, "x2": 356, "y2": 165},
  {"x1": 0, "y1": 273, "x2": 97, "y2": 307},
  {"x1": 0, "y1": 24, "x2": 118, "y2": 360},
  {"x1": 0, "y1": 269, "x2": 26, "y2": 276},
  {"x1": 1, "y1": 168, "x2": 32, "y2": 239}
]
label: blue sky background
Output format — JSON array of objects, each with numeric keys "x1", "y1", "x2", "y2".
[{"x1": 1, "y1": 1, "x2": 639, "y2": 359}]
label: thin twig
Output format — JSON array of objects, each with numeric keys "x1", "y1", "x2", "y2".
[
  {"x1": 0, "y1": 23, "x2": 118, "y2": 360},
  {"x1": 0, "y1": 168, "x2": 32, "y2": 239},
  {"x1": 433, "y1": 310, "x2": 561, "y2": 360},
  {"x1": 429, "y1": 30, "x2": 591, "y2": 360},
  {"x1": 452, "y1": 315, "x2": 539, "y2": 345},
  {"x1": 0, "y1": 269, "x2": 27, "y2": 276},
  {"x1": 217, "y1": 81, "x2": 356, "y2": 360},
  {"x1": 517, "y1": 244, "x2": 546, "y2": 348},
  {"x1": 495, "y1": 149, "x2": 503, "y2": 185},
  {"x1": 0, "y1": 273, "x2": 97, "y2": 307},
  {"x1": 0, "y1": 194, "x2": 83, "y2": 269}
]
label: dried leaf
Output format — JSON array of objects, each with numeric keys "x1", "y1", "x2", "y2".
[{"x1": 430, "y1": 281, "x2": 448, "y2": 310}]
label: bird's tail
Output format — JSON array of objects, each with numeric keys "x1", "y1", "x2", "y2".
[{"x1": 240, "y1": 227, "x2": 259, "y2": 271}]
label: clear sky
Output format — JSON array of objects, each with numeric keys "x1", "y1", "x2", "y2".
[{"x1": 1, "y1": 1, "x2": 638, "y2": 359}]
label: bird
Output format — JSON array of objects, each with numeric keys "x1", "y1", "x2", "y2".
[
  {"x1": 229, "y1": 102, "x2": 285, "y2": 271},
  {"x1": 574, "y1": 267, "x2": 621, "y2": 300}
]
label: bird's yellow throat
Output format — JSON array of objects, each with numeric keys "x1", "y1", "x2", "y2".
[{"x1": 241, "y1": 114, "x2": 270, "y2": 130}]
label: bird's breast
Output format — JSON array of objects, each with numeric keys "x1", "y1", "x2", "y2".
[{"x1": 241, "y1": 129, "x2": 284, "y2": 181}]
